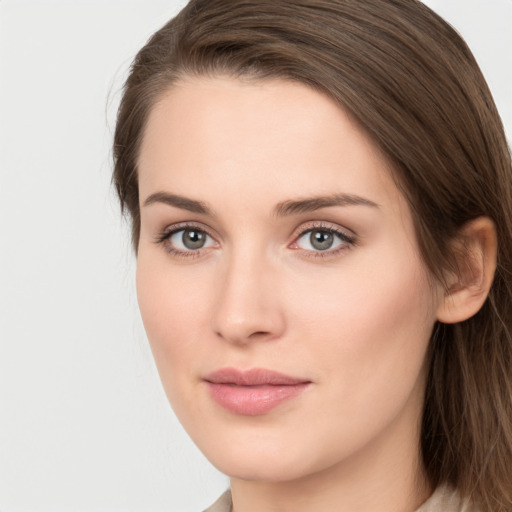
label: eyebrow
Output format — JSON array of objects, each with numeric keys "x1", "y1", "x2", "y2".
[
  {"x1": 142, "y1": 191, "x2": 379, "y2": 216},
  {"x1": 274, "y1": 193, "x2": 379, "y2": 216},
  {"x1": 143, "y1": 192, "x2": 211, "y2": 215}
]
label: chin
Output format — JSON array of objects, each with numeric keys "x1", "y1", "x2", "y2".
[
  {"x1": 193, "y1": 430, "x2": 326, "y2": 483},
  {"x1": 212, "y1": 454, "x2": 314, "y2": 483}
]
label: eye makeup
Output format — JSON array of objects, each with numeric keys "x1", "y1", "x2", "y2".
[
  {"x1": 289, "y1": 221, "x2": 357, "y2": 260},
  {"x1": 153, "y1": 222, "x2": 218, "y2": 259},
  {"x1": 153, "y1": 219, "x2": 357, "y2": 261}
]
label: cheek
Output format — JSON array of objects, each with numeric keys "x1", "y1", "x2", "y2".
[
  {"x1": 135, "y1": 255, "x2": 210, "y2": 380},
  {"x1": 289, "y1": 247, "x2": 436, "y2": 404},
  {"x1": 292, "y1": 248, "x2": 434, "y2": 339}
]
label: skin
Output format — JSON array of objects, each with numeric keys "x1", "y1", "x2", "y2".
[{"x1": 136, "y1": 76, "x2": 447, "y2": 512}]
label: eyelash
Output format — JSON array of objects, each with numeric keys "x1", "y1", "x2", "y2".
[
  {"x1": 153, "y1": 221, "x2": 357, "y2": 260},
  {"x1": 153, "y1": 222, "x2": 216, "y2": 259},
  {"x1": 291, "y1": 222, "x2": 356, "y2": 259}
]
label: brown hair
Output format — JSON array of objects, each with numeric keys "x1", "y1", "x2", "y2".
[{"x1": 113, "y1": 1, "x2": 512, "y2": 509}]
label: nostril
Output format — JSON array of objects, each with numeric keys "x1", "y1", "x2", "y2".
[{"x1": 249, "y1": 331, "x2": 271, "y2": 338}]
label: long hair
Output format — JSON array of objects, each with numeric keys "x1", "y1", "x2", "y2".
[{"x1": 113, "y1": 1, "x2": 512, "y2": 509}]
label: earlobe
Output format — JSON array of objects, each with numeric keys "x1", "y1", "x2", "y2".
[{"x1": 436, "y1": 217, "x2": 497, "y2": 324}]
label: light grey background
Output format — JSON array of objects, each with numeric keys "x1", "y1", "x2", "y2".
[{"x1": 0, "y1": 1, "x2": 510, "y2": 511}]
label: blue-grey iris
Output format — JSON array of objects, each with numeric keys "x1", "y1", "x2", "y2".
[
  {"x1": 310, "y1": 230, "x2": 334, "y2": 251},
  {"x1": 182, "y1": 229, "x2": 206, "y2": 249}
]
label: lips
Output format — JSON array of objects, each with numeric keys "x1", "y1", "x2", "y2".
[{"x1": 204, "y1": 367, "x2": 311, "y2": 415}]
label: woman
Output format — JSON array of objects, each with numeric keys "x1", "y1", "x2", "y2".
[{"x1": 113, "y1": 1, "x2": 512, "y2": 510}]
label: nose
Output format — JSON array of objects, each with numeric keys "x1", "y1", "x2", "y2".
[{"x1": 212, "y1": 249, "x2": 286, "y2": 345}]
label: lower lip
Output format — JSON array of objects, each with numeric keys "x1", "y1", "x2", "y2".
[{"x1": 206, "y1": 382, "x2": 310, "y2": 415}]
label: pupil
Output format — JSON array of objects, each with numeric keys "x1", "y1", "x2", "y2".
[
  {"x1": 183, "y1": 229, "x2": 206, "y2": 250},
  {"x1": 310, "y1": 230, "x2": 333, "y2": 251}
]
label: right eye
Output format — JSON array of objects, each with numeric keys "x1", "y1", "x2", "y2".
[
  {"x1": 170, "y1": 228, "x2": 214, "y2": 250},
  {"x1": 155, "y1": 225, "x2": 218, "y2": 257}
]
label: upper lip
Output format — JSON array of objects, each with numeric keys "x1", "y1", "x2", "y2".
[{"x1": 204, "y1": 367, "x2": 310, "y2": 386}]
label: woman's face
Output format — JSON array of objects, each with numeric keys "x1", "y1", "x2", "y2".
[{"x1": 136, "y1": 77, "x2": 442, "y2": 482}]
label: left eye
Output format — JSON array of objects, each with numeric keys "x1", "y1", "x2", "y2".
[
  {"x1": 295, "y1": 228, "x2": 348, "y2": 252},
  {"x1": 169, "y1": 228, "x2": 216, "y2": 251}
]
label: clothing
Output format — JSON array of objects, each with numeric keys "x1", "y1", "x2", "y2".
[
  {"x1": 415, "y1": 486, "x2": 480, "y2": 512},
  {"x1": 203, "y1": 485, "x2": 480, "y2": 512},
  {"x1": 203, "y1": 491, "x2": 232, "y2": 512}
]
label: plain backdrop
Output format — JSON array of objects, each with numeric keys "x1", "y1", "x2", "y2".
[{"x1": 0, "y1": 1, "x2": 511, "y2": 511}]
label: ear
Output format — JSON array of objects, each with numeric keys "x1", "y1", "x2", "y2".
[{"x1": 436, "y1": 217, "x2": 497, "y2": 324}]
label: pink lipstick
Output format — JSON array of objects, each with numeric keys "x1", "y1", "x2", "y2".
[{"x1": 204, "y1": 368, "x2": 311, "y2": 415}]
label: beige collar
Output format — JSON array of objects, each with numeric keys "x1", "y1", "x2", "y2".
[{"x1": 203, "y1": 485, "x2": 479, "y2": 512}]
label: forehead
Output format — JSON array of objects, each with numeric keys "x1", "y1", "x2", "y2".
[{"x1": 137, "y1": 76, "x2": 402, "y2": 212}]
